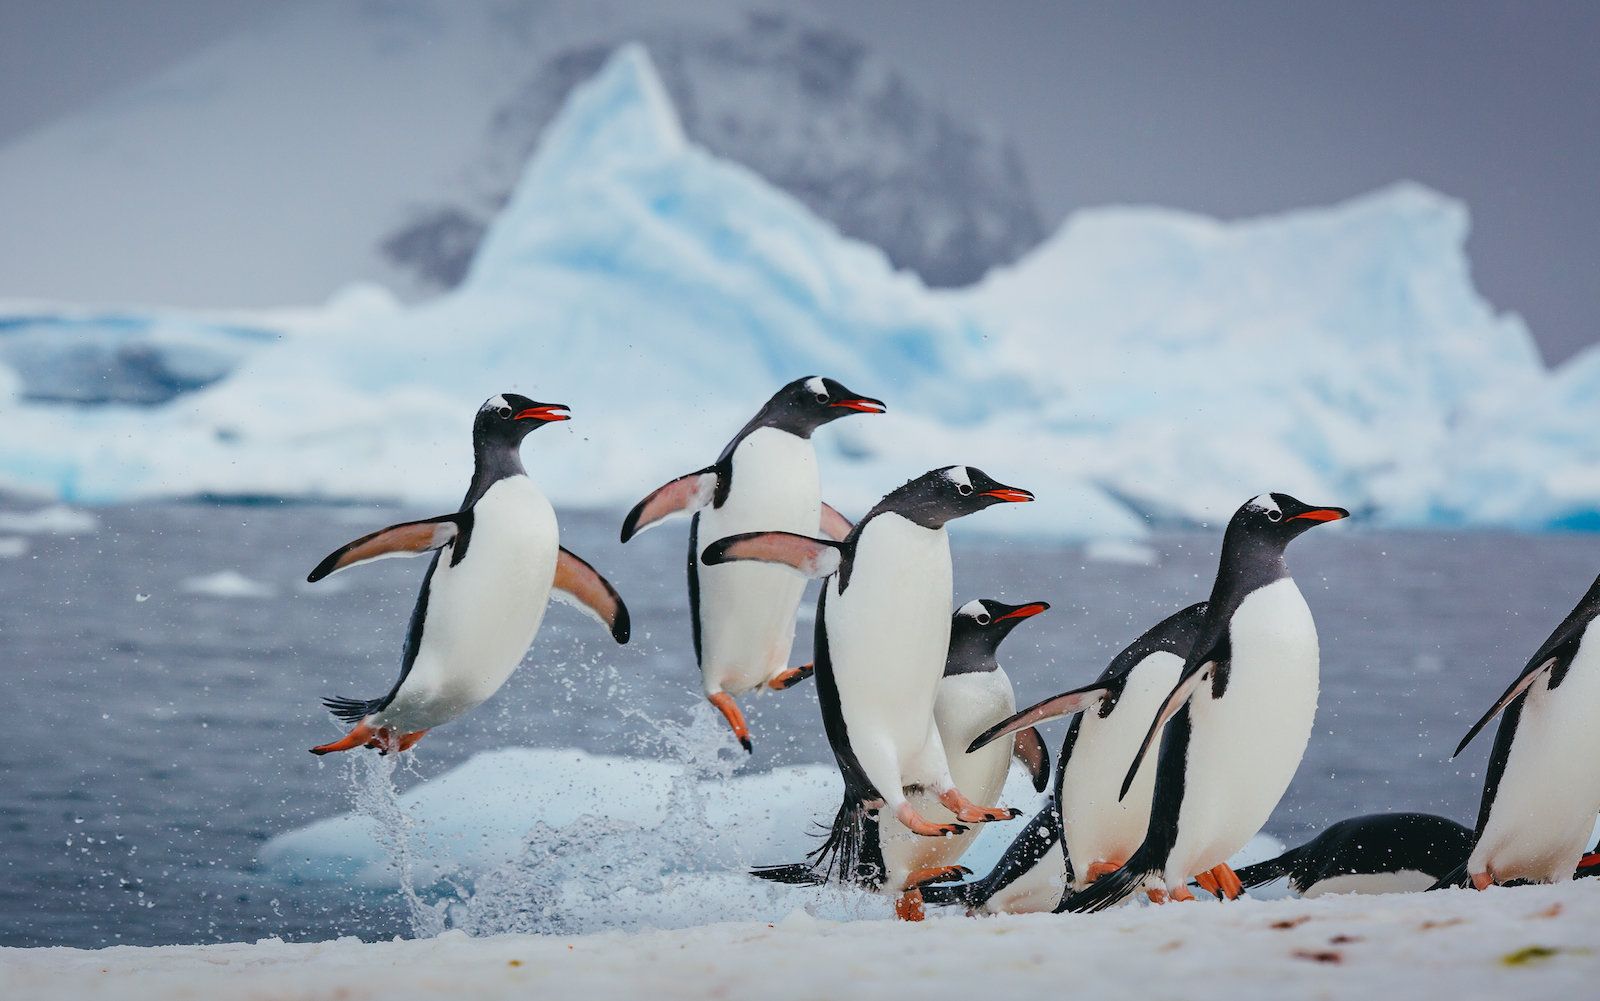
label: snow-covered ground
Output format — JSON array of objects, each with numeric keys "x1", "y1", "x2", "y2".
[{"x1": 3, "y1": 882, "x2": 1593, "y2": 1000}]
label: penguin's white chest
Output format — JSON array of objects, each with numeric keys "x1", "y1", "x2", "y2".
[
  {"x1": 384, "y1": 476, "x2": 559, "y2": 730},
  {"x1": 1171, "y1": 578, "x2": 1319, "y2": 876},
  {"x1": 1060, "y1": 650, "x2": 1183, "y2": 881},
  {"x1": 1471, "y1": 626, "x2": 1600, "y2": 883},
  {"x1": 882, "y1": 669, "x2": 1017, "y2": 882},
  {"x1": 827, "y1": 515, "x2": 953, "y2": 757},
  {"x1": 695, "y1": 428, "x2": 819, "y2": 694}
]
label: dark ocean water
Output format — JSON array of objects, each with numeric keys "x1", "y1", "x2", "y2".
[{"x1": 0, "y1": 502, "x2": 1594, "y2": 949}]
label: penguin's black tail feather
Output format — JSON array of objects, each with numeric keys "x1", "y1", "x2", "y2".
[
  {"x1": 1058, "y1": 843, "x2": 1159, "y2": 914},
  {"x1": 322, "y1": 696, "x2": 385, "y2": 724},
  {"x1": 749, "y1": 797, "x2": 882, "y2": 890},
  {"x1": 1426, "y1": 861, "x2": 1472, "y2": 891},
  {"x1": 1233, "y1": 844, "x2": 1307, "y2": 891}
]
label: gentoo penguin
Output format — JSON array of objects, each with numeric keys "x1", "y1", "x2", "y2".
[
  {"x1": 752, "y1": 598, "x2": 1053, "y2": 919},
  {"x1": 305, "y1": 394, "x2": 630, "y2": 754},
  {"x1": 1432, "y1": 572, "x2": 1600, "y2": 890},
  {"x1": 1062, "y1": 493, "x2": 1347, "y2": 912},
  {"x1": 1232, "y1": 813, "x2": 1472, "y2": 897},
  {"x1": 619, "y1": 376, "x2": 884, "y2": 752},
  {"x1": 702, "y1": 466, "x2": 1035, "y2": 885},
  {"x1": 926, "y1": 603, "x2": 1205, "y2": 914}
]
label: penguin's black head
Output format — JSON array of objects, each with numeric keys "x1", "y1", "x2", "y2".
[
  {"x1": 881, "y1": 465, "x2": 1034, "y2": 528},
  {"x1": 757, "y1": 376, "x2": 886, "y2": 437},
  {"x1": 474, "y1": 393, "x2": 569, "y2": 447},
  {"x1": 945, "y1": 598, "x2": 1050, "y2": 676},
  {"x1": 1231, "y1": 492, "x2": 1349, "y2": 547}
]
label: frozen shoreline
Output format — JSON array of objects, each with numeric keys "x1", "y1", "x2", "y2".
[{"x1": 3, "y1": 881, "x2": 1593, "y2": 1000}]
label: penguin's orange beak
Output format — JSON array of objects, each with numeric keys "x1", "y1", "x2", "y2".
[
  {"x1": 515, "y1": 404, "x2": 570, "y2": 422},
  {"x1": 995, "y1": 602, "x2": 1049, "y2": 621},
  {"x1": 982, "y1": 488, "x2": 1034, "y2": 503},
  {"x1": 831, "y1": 398, "x2": 887, "y2": 413},
  {"x1": 1289, "y1": 507, "x2": 1348, "y2": 522}
]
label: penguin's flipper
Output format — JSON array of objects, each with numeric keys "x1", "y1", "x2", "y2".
[
  {"x1": 966, "y1": 681, "x2": 1109, "y2": 753},
  {"x1": 820, "y1": 502, "x2": 853, "y2": 541},
  {"x1": 307, "y1": 513, "x2": 465, "y2": 582},
  {"x1": 1452, "y1": 656, "x2": 1556, "y2": 757},
  {"x1": 1012, "y1": 727, "x2": 1052, "y2": 792},
  {"x1": 1119, "y1": 661, "x2": 1214, "y2": 800},
  {"x1": 619, "y1": 466, "x2": 718, "y2": 542},
  {"x1": 551, "y1": 547, "x2": 631, "y2": 643},
  {"x1": 701, "y1": 531, "x2": 842, "y2": 579}
]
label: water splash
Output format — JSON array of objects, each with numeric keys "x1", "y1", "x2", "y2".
[{"x1": 344, "y1": 752, "x2": 449, "y2": 937}]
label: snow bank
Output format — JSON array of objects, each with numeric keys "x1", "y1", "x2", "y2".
[
  {"x1": 0, "y1": 47, "x2": 1595, "y2": 536},
  {"x1": 4, "y1": 882, "x2": 1593, "y2": 1000}
]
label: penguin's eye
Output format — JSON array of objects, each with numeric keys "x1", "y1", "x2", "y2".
[
  {"x1": 1266, "y1": 509, "x2": 1283, "y2": 523},
  {"x1": 814, "y1": 392, "x2": 830, "y2": 404},
  {"x1": 496, "y1": 405, "x2": 512, "y2": 419},
  {"x1": 956, "y1": 483, "x2": 973, "y2": 497},
  {"x1": 975, "y1": 612, "x2": 991, "y2": 625}
]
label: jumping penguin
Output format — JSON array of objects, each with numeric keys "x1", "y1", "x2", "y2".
[
  {"x1": 619, "y1": 377, "x2": 884, "y2": 752},
  {"x1": 750, "y1": 598, "x2": 1052, "y2": 919},
  {"x1": 306, "y1": 394, "x2": 630, "y2": 754},
  {"x1": 701, "y1": 466, "x2": 1035, "y2": 885},
  {"x1": 1233, "y1": 813, "x2": 1473, "y2": 896},
  {"x1": 926, "y1": 602, "x2": 1205, "y2": 914},
  {"x1": 1062, "y1": 493, "x2": 1347, "y2": 912},
  {"x1": 1432, "y1": 572, "x2": 1600, "y2": 889}
]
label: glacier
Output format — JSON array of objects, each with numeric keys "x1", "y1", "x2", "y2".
[{"x1": 0, "y1": 45, "x2": 1594, "y2": 537}]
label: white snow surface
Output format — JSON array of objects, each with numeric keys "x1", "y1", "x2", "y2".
[
  {"x1": 3, "y1": 882, "x2": 1594, "y2": 1000},
  {"x1": 0, "y1": 46, "x2": 1595, "y2": 536}
]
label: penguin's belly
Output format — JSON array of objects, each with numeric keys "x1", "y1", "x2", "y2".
[
  {"x1": 828, "y1": 515, "x2": 953, "y2": 774},
  {"x1": 882, "y1": 670, "x2": 1016, "y2": 885},
  {"x1": 695, "y1": 429, "x2": 818, "y2": 695},
  {"x1": 380, "y1": 478, "x2": 559, "y2": 731},
  {"x1": 1301, "y1": 870, "x2": 1435, "y2": 897},
  {"x1": 1059, "y1": 651, "x2": 1182, "y2": 883},
  {"x1": 1471, "y1": 634, "x2": 1600, "y2": 883},
  {"x1": 1170, "y1": 579, "x2": 1319, "y2": 879},
  {"x1": 975, "y1": 841, "x2": 1069, "y2": 915}
]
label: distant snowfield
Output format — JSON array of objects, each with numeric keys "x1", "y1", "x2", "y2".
[
  {"x1": 2, "y1": 46, "x2": 1598, "y2": 537},
  {"x1": 3, "y1": 882, "x2": 1593, "y2": 1000}
]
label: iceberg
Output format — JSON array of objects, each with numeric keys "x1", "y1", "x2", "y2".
[{"x1": 0, "y1": 45, "x2": 1594, "y2": 537}]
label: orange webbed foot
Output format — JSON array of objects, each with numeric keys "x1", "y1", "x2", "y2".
[
  {"x1": 937, "y1": 788, "x2": 1018, "y2": 824},
  {"x1": 1169, "y1": 885, "x2": 1196, "y2": 902},
  {"x1": 768, "y1": 664, "x2": 814, "y2": 690},
  {"x1": 1085, "y1": 859, "x2": 1126, "y2": 884},
  {"x1": 1146, "y1": 887, "x2": 1168, "y2": 904},
  {"x1": 895, "y1": 890, "x2": 926, "y2": 922},
  {"x1": 707, "y1": 692, "x2": 752, "y2": 753},
  {"x1": 904, "y1": 865, "x2": 970, "y2": 891},
  {"x1": 1471, "y1": 871, "x2": 1494, "y2": 891},
  {"x1": 896, "y1": 802, "x2": 968, "y2": 838},
  {"x1": 310, "y1": 722, "x2": 378, "y2": 755}
]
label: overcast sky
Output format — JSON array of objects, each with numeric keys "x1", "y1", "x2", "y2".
[{"x1": 2, "y1": 0, "x2": 1595, "y2": 361}]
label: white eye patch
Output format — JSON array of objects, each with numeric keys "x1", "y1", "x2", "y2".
[
  {"x1": 1245, "y1": 493, "x2": 1280, "y2": 516},
  {"x1": 943, "y1": 466, "x2": 973, "y2": 490},
  {"x1": 956, "y1": 598, "x2": 989, "y2": 619},
  {"x1": 482, "y1": 395, "x2": 509, "y2": 413},
  {"x1": 804, "y1": 376, "x2": 827, "y2": 396}
]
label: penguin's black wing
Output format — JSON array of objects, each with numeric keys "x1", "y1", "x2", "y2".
[
  {"x1": 307, "y1": 512, "x2": 472, "y2": 583},
  {"x1": 1453, "y1": 601, "x2": 1596, "y2": 756},
  {"x1": 1118, "y1": 603, "x2": 1232, "y2": 800},
  {"x1": 701, "y1": 531, "x2": 844, "y2": 579},
  {"x1": 619, "y1": 464, "x2": 722, "y2": 543},
  {"x1": 551, "y1": 548, "x2": 631, "y2": 643},
  {"x1": 820, "y1": 502, "x2": 853, "y2": 541},
  {"x1": 1012, "y1": 728, "x2": 1051, "y2": 792},
  {"x1": 966, "y1": 603, "x2": 1208, "y2": 756}
]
